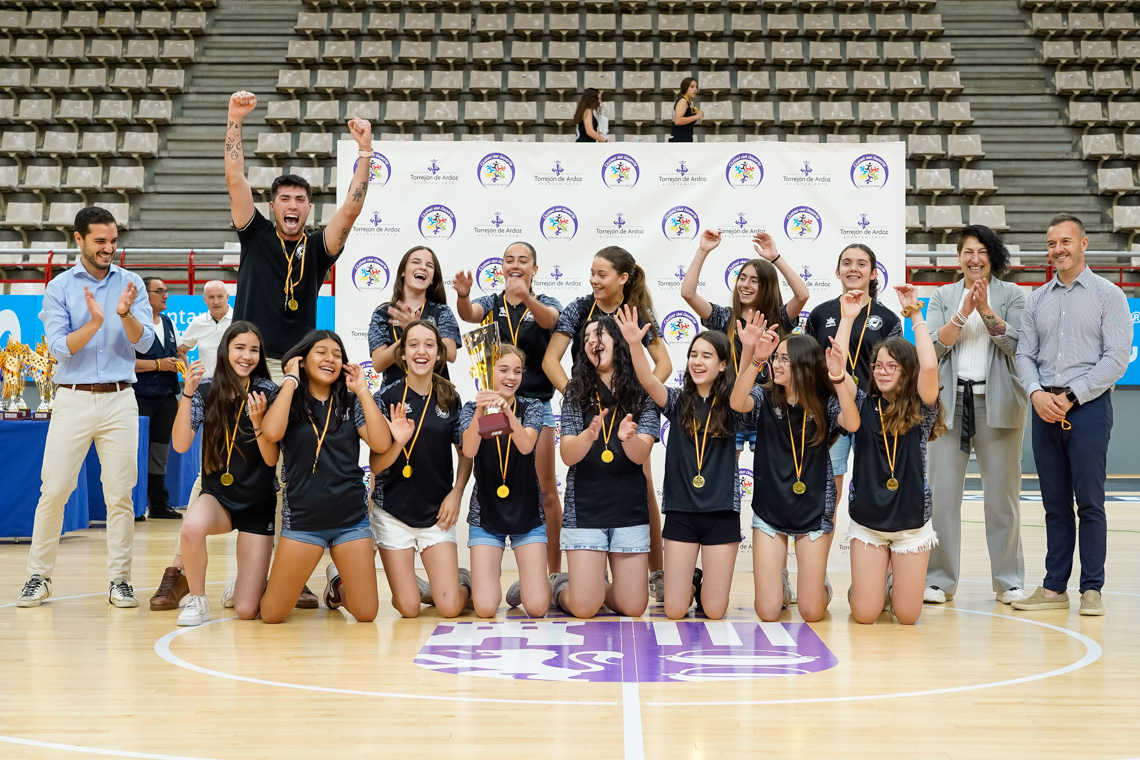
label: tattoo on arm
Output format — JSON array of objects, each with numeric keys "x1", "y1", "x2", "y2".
[
  {"x1": 351, "y1": 182, "x2": 365, "y2": 203},
  {"x1": 337, "y1": 227, "x2": 349, "y2": 251},
  {"x1": 225, "y1": 121, "x2": 242, "y2": 161},
  {"x1": 981, "y1": 313, "x2": 1006, "y2": 336}
]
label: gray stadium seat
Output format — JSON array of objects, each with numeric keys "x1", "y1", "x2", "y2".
[
  {"x1": 779, "y1": 101, "x2": 813, "y2": 127},
  {"x1": 138, "y1": 10, "x2": 172, "y2": 35},
  {"x1": 42, "y1": 130, "x2": 79, "y2": 157},
  {"x1": 475, "y1": 14, "x2": 507, "y2": 37},
  {"x1": 295, "y1": 12, "x2": 327, "y2": 36},
  {"x1": 121, "y1": 131, "x2": 158, "y2": 158},
  {"x1": 907, "y1": 134, "x2": 945, "y2": 160},
  {"x1": 734, "y1": 42, "x2": 766, "y2": 67},
  {"x1": 805, "y1": 13, "x2": 836, "y2": 38},
  {"x1": 314, "y1": 69, "x2": 350, "y2": 95},
  {"x1": 1123, "y1": 133, "x2": 1140, "y2": 159},
  {"x1": 96, "y1": 203, "x2": 129, "y2": 230},
  {"x1": 0, "y1": 165, "x2": 18, "y2": 191},
  {"x1": 112, "y1": 68, "x2": 149, "y2": 93},
  {"x1": 621, "y1": 14, "x2": 653, "y2": 38},
  {"x1": 1079, "y1": 40, "x2": 1115, "y2": 65},
  {"x1": 937, "y1": 101, "x2": 973, "y2": 127},
  {"x1": 136, "y1": 99, "x2": 172, "y2": 125},
  {"x1": 470, "y1": 41, "x2": 502, "y2": 66},
  {"x1": 161, "y1": 40, "x2": 196, "y2": 64},
  {"x1": 916, "y1": 168, "x2": 953, "y2": 195},
  {"x1": 1031, "y1": 12, "x2": 1065, "y2": 36},
  {"x1": 890, "y1": 71, "x2": 924, "y2": 96},
  {"x1": 959, "y1": 169, "x2": 997, "y2": 196},
  {"x1": 57, "y1": 98, "x2": 94, "y2": 124},
  {"x1": 928, "y1": 70, "x2": 963, "y2": 96},
  {"x1": 247, "y1": 166, "x2": 278, "y2": 193},
  {"x1": 1093, "y1": 69, "x2": 1128, "y2": 97},
  {"x1": 508, "y1": 41, "x2": 540, "y2": 66},
  {"x1": 256, "y1": 132, "x2": 292, "y2": 160},
  {"x1": 1068, "y1": 12, "x2": 1103, "y2": 36},
  {"x1": 463, "y1": 101, "x2": 499, "y2": 128},
  {"x1": 430, "y1": 71, "x2": 463, "y2": 96},
  {"x1": 1043, "y1": 40, "x2": 1078, "y2": 65},
  {"x1": 858, "y1": 101, "x2": 894, "y2": 126},
  {"x1": 36, "y1": 69, "x2": 70, "y2": 93},
  {"x1": 330, "y1": 12, "x2": 363, "y2": 35},
  {"x1": 583, "y1": 71, "x2": 616, "y2": 92},
  {"x1": 125, "y1": 39, "x2": 161, "y2": 63},
  {"x1": 298, "y1": 132, "x2": 334, "y2": 158},
  {"x1": 304, "y1": 100, "x2": 340, "y2": 125},
  {"x1": 436, "y1": 41, "x2": 468, "y2": 66},
  {"x1": 0, "y1": 202, "x2": 44, "y2": 234},
  {"x1": 469, "y1": 71, "x2": 502, "y2": 97},
  {"x1": 741, "y1": 101, "x2": 775, "y2": 126},
  {"x1": 103, "y1": 11, "x2": 136, "y2": 35},
  {"x1": 385, "y1": 100, "x2": 420, "y2": 127},
  {"x1": 24, "y1": 165, "x2": 62, "y2": 194},
  {"x1": 925, "y1": 205, "x2": 964, "y2": 234},
  {"x1": 277, "y1": 70, "x2": 311, "y2": 95},
  {"x1": 906, "y1": 205, "x2": 921, "y2": 232},
  {"x1": 820, "y1": 101, "x2": 855, "y2": 127},
  {"x1": 919, "y1": 41, "x2": 954, "y2": 66},
  {"x1": 49, "y1": 38, "x2": 85, "y2": 64},
  {"x1": 912, "y1": 13, "x2": 944, "y2": 37},
  {"x1": 876, "y1": 13, "x2": 909, "y2": 38},
  {"x1": 815, "y1": 70, "x2": 849, "y2": 95},
  {"x1": 88, "y1": 39, "x2": 124, "y2": 64},
  {"x1": 809, "y1": 41, "x2": 842, "y2": 66},
  {"x1": 289, "y1": 167, "x2": 325, "y2": 192},
  {"x1": 767, "y1": 14, "x2": 800, "y2": 39},
  {"x1": 397, "y1": 41, "x2": 431, "y2": 66},
  {"x1": 19, "y1": 98, "x2": 55, "y2": 123},
  {"x1": 1070, "y1": 101, "x2": 1107, "y2": 126},
  {"x1": 1108, "y1": 101, "x2": 1140, "y2": 127},
  {"x1": 64, "y1": 166, "x2": 102, "y2": 194},
  {"x1": 847, "y1": 40, "x2": 881, "y2": 65},
  {"x1": 367, "y1": 14, "x2": 399, "y2": 36},
  {"x1": 107, "y1": 165, "x2": 145, "y2": 195},
  {"x1": 839, "y1": 13, "x2": 872, "y2": 37},
  {"x1": 883, "y1": 41, "x2": 917, "y2": 65},
  {"x1": 174, "y1": 11, "x2": 209, "y2": 35},
  {"x1": 968, "y1": 205, "x2": 1008, "y2": 232},
  {"x1": 0, "y1": 131, "x2": 36, "y2": 156},
  {"x1": 424, "y1": 100, "x2": 459, "y2": 128},
  {"x1": 73, "y1": 69, "x2": 109, "y2": 92},
  {"x1": 323, "y1": 40, "x2": 356, "y2": 65},
  {"x1": 266, "y1": 100, "x2": 301, "y2": 125},
  {"x1": 503, "y1": 101, "x2": 538, "y2": 128},
  {"x1": 507, "y1": 71, "x2": 540, "y2": 95},
  {"x1": 390, "y1": 70, "x2": 425, "y2": 96},
  {"x1": 1105, "y1": 12, "x2": 1138, "y2": 36},
  {"x1": 898, "y1": 101, "x2": 934, "y2": 127},
  {"x1": 776, "y1": 71, "x2": 809, "y2": 95},
  {"x1": 345, "y1": 101, "x2": 380, "y2": 122},
  {"x1": 739, "y1": 70, "x2": 770, "y2": 95},
  {"x1": 354, "y1": 69, "x2": 387, "y2": 95},
  {"x1": 587, "y1": 41, "x2": 619, "y2": 66},
  {"x1": 151, "y1": 69, "x2": 186, "y2": 94},
  {"x1": 96, "y1": 98, "x2": 134, "y2": 124},
  {"x1": 1097, "y1": 167, "x2": 1138, "y2": 195}
]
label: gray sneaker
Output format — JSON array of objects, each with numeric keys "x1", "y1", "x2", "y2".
[
  {"x1": 417, "y1": 575, "x2": 433, "y2": 606},
  {"x1": 458, "y1": 567, "x2": 473, "y2": 609},
  {"x1": 649, "y1": 569, "x2": 664, "y2": 603},
  {"x1": 16, "y1": 575, "x2": 51, "y2": 607},
  {"x1": 883, "y1": 574, "x2": 893, "y2": 614},
  {"x1": 549, "y1": 572, "x2": 570, "y2": 613},
  {"x1": 782, "y1": 568, "x2": 793, "y2": 609},
  {"x1": 109, "y1": 579, "x2": 139, "y2": 608},
  {"x1": 505, "y1": 579, "x2": 522, "y2": 608}
]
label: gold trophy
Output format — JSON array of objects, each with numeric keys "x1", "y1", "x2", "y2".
[
  {"x1": 1, "y1": 339, "x2": 30, "y2": 420},
  {"x1": 462, "y1": 323, "x2": 512, "y2": 439},
  {"x1": 26, "y1": 336, "x2": 56, "y2": 420}
]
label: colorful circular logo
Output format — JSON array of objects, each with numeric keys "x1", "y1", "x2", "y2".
[
  {"x1": 477, "y1": 152, "x2": 515, "y2": 188},
  {"x1": 352, "y1": 256, "x2": 390, "y2": 292},
  {"x1": 850, "y1": 154, "x2": 889, "y2": 190},
  {"x1": 353, "y1": 151, "x2": 391, "y2": 187},
  {"x1": 725, "y1": 153, "x2": 764, "y2": 188},
  {"x1": 784, "y1": 206, "x2": 822, "y2": 242},
  {"x1": 477, "y1": 257, "x2": 505, "y2": 293},
  {"x1": 359, "y1": 360, "x2": 383, "y2": 393},
  {"x1": 553, "y1": 414, "x2": 561, "y2": 446},
  {"x1": 661, "y1": 310, "x2": 699, "y2": 346},
  {"x1": 660, "y1": 419, "x2": 671, "y2": 448},
  {"x1": 419, "y1": 204, "x2": 456, "y2": 240},
  {"x1": 601, "y1": 154, "x2": 640, "y2": 189},
  {"x1": 876, "y1": 262, "x2": 889, "y2": 289},
  {"x1": 738, "y1": 467, "x2": 754, "y2": 501},
  {"x1": 725, "y1": 258, "x2": 750, "y2": 292},
  {"x1": 662, "y1": 205, "x2": 700, "y2": 241},
  {"x1": 540, "y1": 206, "x2": 578, "y2": 241}
]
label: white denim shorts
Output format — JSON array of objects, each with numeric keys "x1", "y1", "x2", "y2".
[
  {"x1": 846, "y1": 519, "x2": 938, "y2": 554},
  {"x1": 370, "y1": 508, "x2": 456, "y2": 553}
]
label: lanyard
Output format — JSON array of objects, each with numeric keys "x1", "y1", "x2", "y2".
[
  {"x1": 399, "y1": 382, "x2": 433, "y2": 478},
  {"x1": 501, "y1": 294, "x2": 530, "y2": 346},
  {"x1": 848, "y1": 299, "x2": 872, "y2": 385},
  {"x1": 876, "y1": 398, "x2": 900, "y2": 491},
  {"x1": 787, "y1": 407, "x2": 806, "y2": 495},
  {"x1": 691, "y1": 396, "x2": 715, "y2": 489},
  {"x1": 310, "y1": 396, "x2": 334, "y2": 474},
  {"x1": 277, "y1": 231, "x2": 307, "y2": 311},
  {"x1": 596, "y1": 392, "x2": 618, "y2": 463},
  {"x1": 220, "y1": 380, "x2": 249, "y2": 485},
  {"x1": 494, "y1": 400, "x2": 516, "y2": 498}
]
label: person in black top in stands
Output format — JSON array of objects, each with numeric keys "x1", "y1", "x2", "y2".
[
  {"x1": 730, "y1": 314, "x2": 860, "y2": 623},
  {"x1": 258, "y1": 330, "x2": 393, "y2": 624},
  {"x1": 368, "y1": 245, "x2": 461, "y2": 387},
  {"x1": 172, "y1": 321, "x2": 278, "y2": 627},
  {"x1": 460, "y1": 345, "x2": 549, "y2": 618},
  {"x1": 621, "y1": 309, "x2": 746, "y2": 621},
  {"x1": 669, "y1": 78, "x2": 703, "y2": 143},
  {"x1": 845, "y1": 286, "x2": 946, "y2": 626},
  {"x1": 573, "y1": 88, "x2": 608, "y2": 143}
]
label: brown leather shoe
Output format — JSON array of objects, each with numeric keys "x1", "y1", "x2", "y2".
[
  {"x1": 149, "y1": 567, "x2": 189, "y2": 611},
  {"x1": 295, "y1": 584, "x2": 319, "y2": 609}
]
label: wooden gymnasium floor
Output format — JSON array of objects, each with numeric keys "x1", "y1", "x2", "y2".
[{"x1": 1, "y1": 490, "x2": 1138, "y2": 760}]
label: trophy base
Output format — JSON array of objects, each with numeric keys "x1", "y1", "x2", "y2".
[
  {"x1": 478, "y1": 411, "x2": 512, "y2": 439},
  {"x1": 33, "y1": 411, "x2": 50, "y2": 420},
  {"x1": 3, "y1": 410, "x2": 28, "y2": 420}
]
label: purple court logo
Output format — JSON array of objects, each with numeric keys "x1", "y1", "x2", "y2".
[
  {"x1": 353, "y1": 151, "x2": 391, "y2": 187},
  {"x1": 850, "y1": 153, "x2": 889, "y2": 190},
  {"x1": 415, "y1": 620, "x2": 838, "y2": 682},
  {"x1": 662, "y1": 205, "x2": 700, "y2": 241},
  {"x1": 540, "y1": 205, "x2": 579, "y2": 241},
  {"x1": 418, "y1": 204, "x2": 456, "y2": 240},
  {"x1": 359, "y1": 360, "x2": 383, "y2": 393},
  {"x1": 661, "y1": 310, "x2": 699, "y2": 345},
  {"x1": 601, "y1": 153, "x2": 639, "y2": 189},
  {"x1": 725, "y1": 258, "x2": 750, "y2": 292},
  {"x1": 477, "y1": 152, "x2": 515, "y2": 188},
  {"x1": 477, "y1": 257, "x2": 505, "y2": 293},
  {"x1": 784, "y1": 206, "x2": 822, "y2": 242},
  {"x1": 725, "y1": 153, "x2": 764, "y2": 189},
  {"x1": 352, "y1": 256, "x2": 390, "y2": 292},
  {"x1": 660, "y1": 419, "x2": 671, "y2": 447},
  {"x1": 739, "y1": 468, "x2": 754, "y2": 502}
]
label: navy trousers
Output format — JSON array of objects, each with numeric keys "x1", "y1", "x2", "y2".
[{"x1": 1031, "y1": 392, "x2": 1113, "y2": 593}]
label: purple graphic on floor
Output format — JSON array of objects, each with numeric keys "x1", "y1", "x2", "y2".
[{"x1": 415, "y1": 619, "x2": 838, "y2": 682}]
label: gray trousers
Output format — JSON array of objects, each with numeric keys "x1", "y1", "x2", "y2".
[{"x1": 926, "y1": 391, "x2": 1026, "y2": 596}]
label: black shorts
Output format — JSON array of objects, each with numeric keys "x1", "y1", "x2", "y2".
[
  {"x1": 213, "y1": 499, "x2": 276, "y2": 536},
  {"x1": 662, "y1": 510, "x2": 742, "y2": 546}
]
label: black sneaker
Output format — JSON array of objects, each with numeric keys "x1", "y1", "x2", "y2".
[{"x1": 692, "y1": 568, "x2": 704, "y2": 615}]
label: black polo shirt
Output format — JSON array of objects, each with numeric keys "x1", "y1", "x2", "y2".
[
  {"x1": 661, "y1": 386, "x2": 743, "y2": 514},
  {"x1": 805, "y1": 297, "x2": 902, "y2": 388},
  {"x1": 460, "y1": 398, "x2": 545, "y2": 534}
]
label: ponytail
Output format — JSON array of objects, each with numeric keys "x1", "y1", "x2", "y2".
[{"x1": 595, "y1": 245, "x2": 660, "y2": 339}]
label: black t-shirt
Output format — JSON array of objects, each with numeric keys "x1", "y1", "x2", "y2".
[
  {"x1": 460, "y1": 398, "x2": 544, "y2": 535},
  {"x1": 555, "y1": 295, "x2": 657, "y2": 367},
  {"x1": 280, "y1": 394, "x2": 368, "y2": 532},
  {"x1": 372, "y1": 379, "x2": 462, "y2": 528},
  {"x1": 670, "y1": 98, "x2": 695, "y2": 142},
  {"x1": 805, "y1": 297, "x2": 902, "y2": 388},
  {"x1": 233, "y1": 210, "x2": 335, "y2": 359},
  {"x1": 849, "y1": 391, "x2": 940, "y2": 532},
  {"x1": 560, "y1": 383, "x2": 660, "y2": 529},
  {"x1": 747, "y1": 386, "x2": 841, "y2": 535},
  {"x1": 190, "y1": 377, "x2": 279, "y2": 514},
  {"x1": 472, "y1": 293, "x2": 563, "y2": 402},
  {"x1": 661, "y1": 387, "x2": 743, "y2": 514},
  {"x1": 366, "y1": 300, "x2": 462, "y2": 386}
]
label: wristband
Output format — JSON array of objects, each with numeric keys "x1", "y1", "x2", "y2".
[
  {"x1": 117, "y1": 310, "x2": 130, "y2": 318},
  {"x1": 155, "y1": 359, "x2": 161, "y2": 372},
  {"x1": 771, "y1": 254, "x2": 780, "y2": 263},
  {"x1": 182, "y1": 392, "x2": 194, "y2": 400},
  {"x1": 828, "y1": 372, "x2": 846, "y2": 384},
  {"x1": 900, "y1": 303, "x2": 921, "y2": 318},
  {"x1": 358, "y1": 149, "x2": 373, "y2": 157},
  {"x1": 911, "y1": 319, "x2": 926, "y2": 328},
  {"x1": 750, "y1": 356, "x2": 765, "y2": 369},
  {"x1": 283, "y1": 374, "x2": 300, "y2": 387}
]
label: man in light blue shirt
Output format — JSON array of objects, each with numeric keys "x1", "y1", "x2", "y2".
[{"x1": 17, "y1": 207, "x2": 155, "y2": 609}]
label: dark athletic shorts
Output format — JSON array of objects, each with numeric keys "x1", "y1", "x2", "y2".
[{"x1": 662, "y1": 510, "x2": 742, "y2": 546}]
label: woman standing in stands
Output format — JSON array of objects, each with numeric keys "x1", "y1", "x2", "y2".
[
  {"x1": 573, "y1": 88, "x2": 608, "y2": 143},
  {"x1": 669, "y1": 78, "x2": 703, "y2": 143},
  {"x1": 369, "y1": 246, "x2": 461, "y2": 386},
  {"x1": 454, "y1": 242, "x2": 565, "y2": 574}
]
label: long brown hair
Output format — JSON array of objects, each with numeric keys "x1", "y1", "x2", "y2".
[
  {"x1": 595, "y1": 246, "x2": 660, "y2": 339},
  {"x1": 391, "y1": 246, "x2": 447, "y2": 306},
  {"x1": 836, "y1": 244, "x2": 880, "y2": 300},
  {"x1": 764, "y1": 335, "x2": 836, "y2": 448},
  {"x1": 728, "y1": 258, "x2": 790, "y2": 349},
  {"x1": 678, "y1": 331, "x2": 735, "y2": 440},
  {"x1": 572, "y1": 88, "x2": 601, "y2": 125},
  {"x1": 869, "y1": 337, "x2": 946, "y2": 441},
  {"x1": 201, "y1": 321, "x2": 271, "y2": 474},
  {"x1": 393, "y1": 319, "x2": 457, "y2": 411}
]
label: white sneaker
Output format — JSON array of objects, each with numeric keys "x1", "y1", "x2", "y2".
[
  {"x1": 884, "y1": 574, "x2": 893, "y2": 613},
  {"x1": 782, "y1": 568, "x2": 793, "y2": 609},
  {"x1": 649, "y1": 569, "x2": 664, "y2": 603},
  {"x1": 505, "y1": 579, "x2": 522, "y2": 608},
  {"x1": 417, "y1": 575, "x2": 433, "y2": 606},
  {"x1": 997, "y1": 588, "x2": 1026, "y2": 604},
  {"x1": 16, "y1": 575, "x2": 51, "y2": 607},
  {"x1": 924, "y1": 586, "x2": 948, "y2": 604},
  {"x1": 325, "y1": 562, "x2": 342, "y2": 610},
  {"x1": 177, "y1": 595, "x2": 210, "y2": 626},
  {"x1": 458, "y1": 567, "x2": 474, "y2": 609},
  {"x1": 221, "y1": 579, "x2": 236, "y2": 609},
  {"x1": 108, "y1": 579, "x2": 139, "y2": 608},
  {"x1": 824, "y1": 575, "x2": 833, "y2": 605}
]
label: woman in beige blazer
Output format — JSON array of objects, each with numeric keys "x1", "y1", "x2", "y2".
[{"x1": 924, "y1": 225, "x2": 1028, "y2": 604}]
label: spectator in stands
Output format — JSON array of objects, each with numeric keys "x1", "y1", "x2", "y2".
[
  {"x1": 224, "y1": 90, "x2": 376, "y2": 607},
  {"x1": 148, "y1": 279, "x2": 234, "y2": 610},
  {"x1": 16, "y1": 207, "x2": 155, "y2": 609},
  {"x1": 668, "y1": 78, "x2": 703, "y2": 143},
  {"x1": 574, "y1": 88, "x2": 607, "y2": 143},
  {"x1": 134, "y1": 277, "x2": 186, "y2": 520},
  {"x1": 923, "y1": 225, "x2": 1028, "y2": 606},
  {"x1": 1013, "y1": 213, "x2": 1134, "y2": 617}
]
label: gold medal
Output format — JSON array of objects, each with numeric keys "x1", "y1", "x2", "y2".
[
  {"x1": 793, "y1": 479, "x2": 806, "y2": 495},
  {"x1": 691, "y1": 397, "x2": 715, "y2": 494},
  {"x1": 877, "y1": 400, "x2": 901, "y2": 496},
  {"x1": 787, "y1": 410, "x2": 807, "y2": 499},
  {"x1": 601, "y1": 449, "x2": 614, "y2": 463},
  {"x1": 887, "y1": 477, "x2": 899, "y2": 491},
  {"x1": 287, "y1": 298, "x2": 299, "y2": 311},
  {"x1": 398, "y1": 382, "x2": 432, "y2": 483},
  {"x1": 219, "y1": 383, "x2": 248, "y2": 489},
  {"x1": 402, "y1": 464, "x2": 412, "y2": 478},
  {"x1": 692, "y1": 474, "x2": 705, "y2": 488},
  {"x1": 497, "y1": 484, "x2": 510, "y2": 499},
  {"x1": 595, "y1": 393, "x2": 618, "y2": 464},
  {"x1": 852, "y1": 376, "x2": 859, "y2": 387},
  {"x1": 220, "y1": 471, "x2": 234, "y2": 487},
  {"x1": 279, "y1": 231, "x2": 307, "y2": 316}
]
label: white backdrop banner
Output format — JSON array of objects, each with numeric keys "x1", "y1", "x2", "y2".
[{"x1": 334, "y1": 140, "x2": 906, "y2": 569}]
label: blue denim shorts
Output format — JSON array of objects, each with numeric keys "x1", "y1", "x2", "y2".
[
  {"x1": 281, "y1": 515, "x2": 372, "y2": 548},
  {"x1": 561, "y1": 524, "x2": 651, "y2": 553},
  {"x1": 752, "y1": 514, "x2": 826, "y2": 542},
  {"x1": 542, "y1": 399, "x2": 556, "y2": 428},
  {"x1": 829, "y1": 432, "x2": 853, "y2": 476},
  {"x1": 468, "y1": 522, "x2": 547, "y2": 549},
  {"x1": 736, "y1": 428, "x2": 758, "y2": 452}
]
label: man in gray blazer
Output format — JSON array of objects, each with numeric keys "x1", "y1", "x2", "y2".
[{"x1": 923, "y1": 225, "x2": 1028, "y2": 605}]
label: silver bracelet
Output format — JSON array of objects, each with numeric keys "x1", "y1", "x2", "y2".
[{"x1": 283, "y1": 375, "x2": 300, "y2": 387}]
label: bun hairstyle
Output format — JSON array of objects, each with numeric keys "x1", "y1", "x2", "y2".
[
  {"x1": 868, "y1": 337, "x2": 947, "y2": 441},
  {"x1": 836, "y1": 244, "x2": 880, "y2": 300},
  {"x1": 677, "y1": 330, "x2": 735, "y2": 439},
  {"x1": 594, "y1": 246, "x2": 660, "y2": 340},
  {"x1": 393, "y1": 319, "x2": 457, "y2": 411},
  {"x1": 763, "y1": 334, "x2": 836, "y2": 448},
  {"x1": 201, "y1": 321, "x2": 271, "y2": 474}
]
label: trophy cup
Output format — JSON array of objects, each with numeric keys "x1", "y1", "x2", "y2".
[
  {"x1": 1, "y1": 339, "x2": 30, "y2": 420},
  {"x1": 27, "y1": 337, "x2": 56, "y2": 420},
  {"x1": 462, "y1": 323, "x2": 512, "y2": 439}
]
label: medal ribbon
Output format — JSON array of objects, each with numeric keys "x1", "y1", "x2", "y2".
[
  {"x1": 848, "y1": 298, "x2": 872, "y2": 378},
  {"x1": 310, "y1": 395, "x2": 334, "y2": 474},
  {"x1": 596, "y1": 392, "x2": 617, "y2": 455},
  {"x1": 876, "y1": 398, "x2": 899, "y2": 485},
  {"x1": 400, "y1": 381, "x2": 433, "y2": 473},
  {"x1": 692, "y1": 396, "x2": 716, "y2": 480},
  {"x1": 278, "y1": 230, "x2": 307, "y2": 309},
  {"x1": 787, "y1": 406, "x2": 806, "y2": 488},
  {"x1": 501, "y1": 294, "x2": 530, "y2": 346},
  {"x1": 495, "y1": 400, "x2": 516, "y2": 491},
  {"x1": 222, "y1": 380, "x2": 250, "y2": 478}
]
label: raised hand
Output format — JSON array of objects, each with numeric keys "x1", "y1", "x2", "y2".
[
  {"x1": 388, "y1": 402, "x2": 416, "y2": 445},
  {"x1": 894, "y1": 283, "x2": 919, "y2": 313},
  {"x1": 755, "y1": 325, "x2": 781, "y2": 363},
  {"x1": 615, "y1": 304, "x2": 649, "y2": 345},
  {"x1": 387, "y1": 301, "x2": 418, "y2": 331},
  {"x1": 453, "y1": 270, "x2": 474, "y2": 298},
  {"x1": 116, "y1": 281, "x2": 136, "y2": 317},
  {"x1": 737, "y1": 311, "x2": 769, "y2": 349},
  {"x1": 83, "y1": 286, "x2": 104, "y2": 323},
  {"x1": 183, "y1": 359, "x2": 206, "y2": 396},
  {"x1": 503, "y1": 272, "x2": 529, "y2": 301},
  {"x1": 347, "y1": 117, "x2": 372, "y2": 150},
  {"x1": 824, "y1": 336, "x2": 846, "y2": 378},
  {"x1": 343, "y1": 362, "x2": 368, "y2": 395},
  {"x1": 617, "y1": 413, "x2": 637, "y2": 442},
  {"x1": 586, "y1": 408, "x2": 609, "y2": 441},
  {"x1": 840, "y1": 289, "x2": 866, "y2": 321},
  {"x1": 698, "y1": 229, "x2": 722, "y2": 253},
  {"x1": 247, "y1": 390, "x2": 268, "y2": 424},
  {"x1": 228, "y1": 90, "x2": 257, "y2": 118},
  {"x1": 752, "y1": 232, "x2": 780, "y2": 262},
  {"x1": 283, "y1": 356, "x2": 301, "y2": 379}
]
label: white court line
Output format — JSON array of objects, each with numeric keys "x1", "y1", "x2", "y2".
[
  {"x1": 759, "y1": 621, "x2": 796, "y2": 647},
  {"x1": 704, "y1": 621, "x2": 742, "y2": 647},
  {"x1": 0, "y1": 736, "x2": 217, "y2": 760},
  {"x1": 652, "y1": 621, "x2": 681, "y2": 646},
  {"x1": 620, "y1": 617, "x2": 645, "y2": 760},
  {"x1": 649, "y1": 607, "x2": 1102, "y2": 706}
]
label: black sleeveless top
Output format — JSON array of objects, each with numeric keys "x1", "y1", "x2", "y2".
[
  {"x1": 670, "y1": 98, "x2": 695, "y2": 142},
  {"x1": 576, "y1": 113, "x2": 599, "y2": 142}
]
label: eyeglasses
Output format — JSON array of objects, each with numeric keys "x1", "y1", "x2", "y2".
[
  {"x1": 148, "y1": 289, "x2": 168, "y2": 296},
  {"x1": 770, "y1": 355, "x2": 791, "y2": 366},
  {"x1": 871, "y1": 362, "x2": 901, "y2": 375}
]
